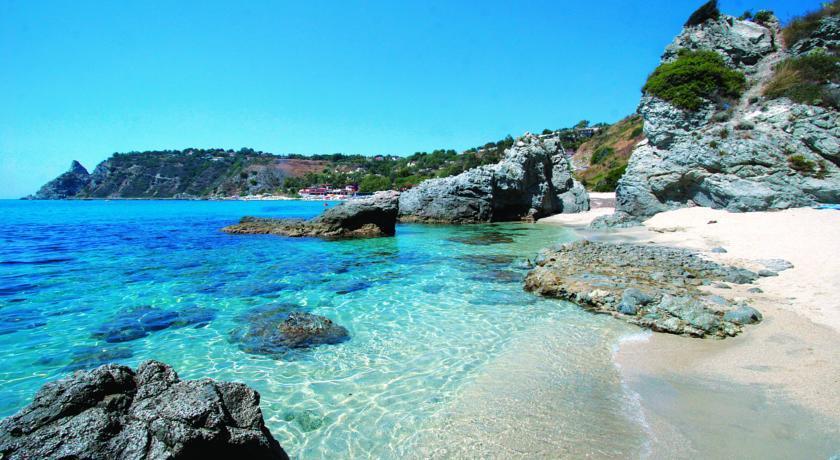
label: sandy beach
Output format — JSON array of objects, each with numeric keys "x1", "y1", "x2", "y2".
[{"x1": 540, "y1": 194, "x2": 840, "y2": 454}]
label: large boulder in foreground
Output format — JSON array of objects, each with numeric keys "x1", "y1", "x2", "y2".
[
  {"x1": 27, "y1": 161, "x2": 91, "y2": 200},
  {"x1": 524, "y1": 240, "x2": 762, "y2": 338},
  {"x1": 0, "y1": 361, "x2": 287, "y2": 460},
  {"x1": 223, "y1": 190, "x2": 400, "y2": 239},
  {"x1": 398, "y1": 133, "x2": 589, "y2": 223}
]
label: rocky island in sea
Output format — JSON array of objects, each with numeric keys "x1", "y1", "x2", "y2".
[{"x1": 3, "y1": 0, "x2": 840, "y2": 458}]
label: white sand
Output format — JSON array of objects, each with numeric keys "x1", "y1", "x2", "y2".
[
  {"x1": 540, "y1": 201, "x2": 840, "y2": 420},
  {"x1": 538, "y1": 192, "x2": 615, "y2": 227}
]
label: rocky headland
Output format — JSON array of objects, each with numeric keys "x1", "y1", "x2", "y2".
[
  {"x1": 399, "y1": 133, "x2": 589, "y2": 223},
  {"x1": 524, "y1": 240, "x2": 765, "y2": 338},
  {"x1": 595, "y1": 9, "x2": 840, "y2": 228},
  {"x1": 0, "y1": 361, "x2": 287, "y2": 460},
  {"x1": 223, "y1": 191, "x2": 400, "y2": 239},
  {"x1": 30, "y1": 161, "x2": 92, "y2": 200}
]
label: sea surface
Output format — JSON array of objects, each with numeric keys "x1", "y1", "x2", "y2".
[{"x1": 0, "y1": 199, "x2": 649, "y2": 457}]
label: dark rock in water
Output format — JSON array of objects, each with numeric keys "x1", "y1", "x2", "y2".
[
  {"x1": 171, "y1": 308, "x2": 217, "y2": 328},
  {"x1": 421, "y1": 284, "x2": 444, "y2": 294},
  {"x1": 223, "y1": 191, "x2": 400, "y2": 239},
  {"x1": 468, "y1": 269, "x2": 523, "y2": 284},
  {"x1": 282, "y1": 409, "x2": 329, "y2": 432},
  {"x1": 447, "y1": 232, "x2": 515, "y2": 245},
  {"x1": 757, "y1": 269, "x2": 778, "y2": 277},
  {"x1": 63, "y1": 346, "x2": 134, "y2": 372},
  {"x1": 399, "y1": 133, "x2": 589, "y2": 223},
  {"x1": 0, "y1": 309, "x2": 47, "y2": 336},
  {"x1": 335, "y1": 281, "x2": 373, "y2": 295},
  {"x1": 524, "y1": 240, "x2": 761, "y2": 338},
  {"x1": 723, "y1": 305, "x2": 763, "y2": 325},
  {"x1": 27, "y1": 161, "x2": 91, "y2": 200},
  {"x1": 92, "y1": 306, "x2": 217, "y2": 343},
  {"x1": 0, "y1": 361, "x2": 287, "y2": 459},
  {"x1": 747, "y1": 287, "x2": 764, "y2": 294},
  {"x1": 710, "y1": 247, "x2": 728, "y2": 254},
  {"x1": 230, "y1": 310, "x2": 349, "y2": 357},
  {"x1": 456, "y1": 254, "x2": 517, "y2": 267}
]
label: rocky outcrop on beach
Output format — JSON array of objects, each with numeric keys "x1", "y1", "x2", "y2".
[
  {"x1": 28, "y1": 161, "x2": 91, "y2": 199},
  {"x1": 595, "y1": 12, "x2": 840, "y2": 228},
  {"x1": 223, "y1": 191, "x2": 400, "y2": 239},
  {"x1": 524, "y1": 240, "x2": 762, "y2": 338},
  {"x1": 0, "y1": 361, "x2": 287, "y2": 460},
  {"x1": 399, "y1": 133, "x2": 589, "y2": 223},
  {"x1": 230, "y1": 309, "x2": 350, "y2": 358}
]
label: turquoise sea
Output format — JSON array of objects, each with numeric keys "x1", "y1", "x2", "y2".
[{"x1": 0, "y1": 200, "x2": 650, "y2": 457}]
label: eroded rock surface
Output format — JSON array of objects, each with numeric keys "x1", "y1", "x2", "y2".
[
  {"x1": 524, "y1": 240, "x2": 762, "y2": 338},
  {"x1": 224, "y1": 191, "x2": 399, "y2": 239},
  {"x1": 398, "y1": 133, "x2": 589, "y2": 223},
  {"x1": 0, "y1": 361, "x2": 287, "y2": 460},
  {"x1": 595, "y1": 14, "x2": 840, "y2": 228}
]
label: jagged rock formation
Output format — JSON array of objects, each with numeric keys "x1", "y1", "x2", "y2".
[
  {"x1": 30, "y1": 161, "x2": 91, "y2": 199},
  {"x1": 398, "y1": 133, "x2": 589, "y2": 223},
  {"x1": 223, "y1": 191, "x2": 400, "y2": 239},
  {"x1": 0, "y1": 361, "x2": 287, "y2": 460},
  {"x1": 595, "y1": 12, "x2": 840, "y2": 227},
  {"x1": 524, "y1": 240, "x2": 763, "y2": 338}
]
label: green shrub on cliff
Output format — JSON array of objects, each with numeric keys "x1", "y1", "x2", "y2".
[
  {"x1": 764, "y1": 51, "x2": 840, "y2": 109},
  {"x1": 643, "y1": 50, "x2": 746, "y2": 111},
  {"x1": 685, "y1": 0, "x2": 720, "y2": 27},
  {"x1": 788, "y1": 155, "x2": 816, "y2": 174},
  {"x1": 782, "y1": 0, "x2": 840, "y2": 47}
]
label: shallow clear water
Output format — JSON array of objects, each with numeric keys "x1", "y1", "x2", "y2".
[{"x1": 0, "y1": 200, "x2": 644, "y2": 457}]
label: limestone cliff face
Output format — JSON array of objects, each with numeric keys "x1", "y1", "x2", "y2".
[
  {"x1": 597, "y1": 14, "x2": 840, "y2": 227},
  {"x1": 30, "y1": 161, "x2": 91, "y2": 199},
  {"x1": 398, "y1": 133, "x2": 589, "y2": 223}
]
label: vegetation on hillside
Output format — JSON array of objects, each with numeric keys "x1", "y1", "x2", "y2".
[
  {"x1": 782, "y1": 0, "x2": 840, "y2": 47},
  {"x1": 573, "y1": 115, "x2": 644, "y2": 192},
  {"x1": 685, "y1": 0, "x2": 720, "y2": 27},
  {"x1": 59, "y1": 117, "x2": 620, "y2": 198},
  {"x1": 644, "y1": 50, "x2": 746, "y2": 111},
  {"x1": 764, "y1": 50, "x2": 840, "y2": 109}
]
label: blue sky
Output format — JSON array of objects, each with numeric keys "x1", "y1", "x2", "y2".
[{"x1": 0, "y1": 0, "x2": 824, "y2": 197}]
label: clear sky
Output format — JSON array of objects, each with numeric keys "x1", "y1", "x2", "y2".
[{"x1": 0, "y1": 0, "x2": 824, "y2": 198}]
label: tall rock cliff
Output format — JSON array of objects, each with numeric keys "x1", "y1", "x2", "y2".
[
  {"x1": 30, "y1": 161, "x2": 91, "y2": 199},
  {"x1": 597, "y1": 9, "x2": 840, "y2": 227},
  {"x1": 399, "y1": 133, "x2": 589, "y2": 223}
]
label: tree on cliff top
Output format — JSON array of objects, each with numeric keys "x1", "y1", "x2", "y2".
[{"x1": 685, "y1": 0, "x2": 720, "y2": 27}]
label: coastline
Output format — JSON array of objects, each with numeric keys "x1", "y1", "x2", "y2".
[{"x1": 539, "y1": 196, "x2": 840, "y2": 453}]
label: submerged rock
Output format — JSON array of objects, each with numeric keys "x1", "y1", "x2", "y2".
[
  {"x1": 399, "y1": 133, "x2": 589, "y2": 223},
  {"x1": 524, "y1": 240, "x2": 761, "y2": 338},
  {"x1": 230, "y1": 309, "x2": 349, "y2": 357},
  {"x1": 91, "y1": 306, "x2": 217, "y2": 343},
  {"x1": 223, "y1": 191, "x2": 400, "y2": 239},
  {"x1": 0, "y1": 361, "x2": 287, "y2": 459}
]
